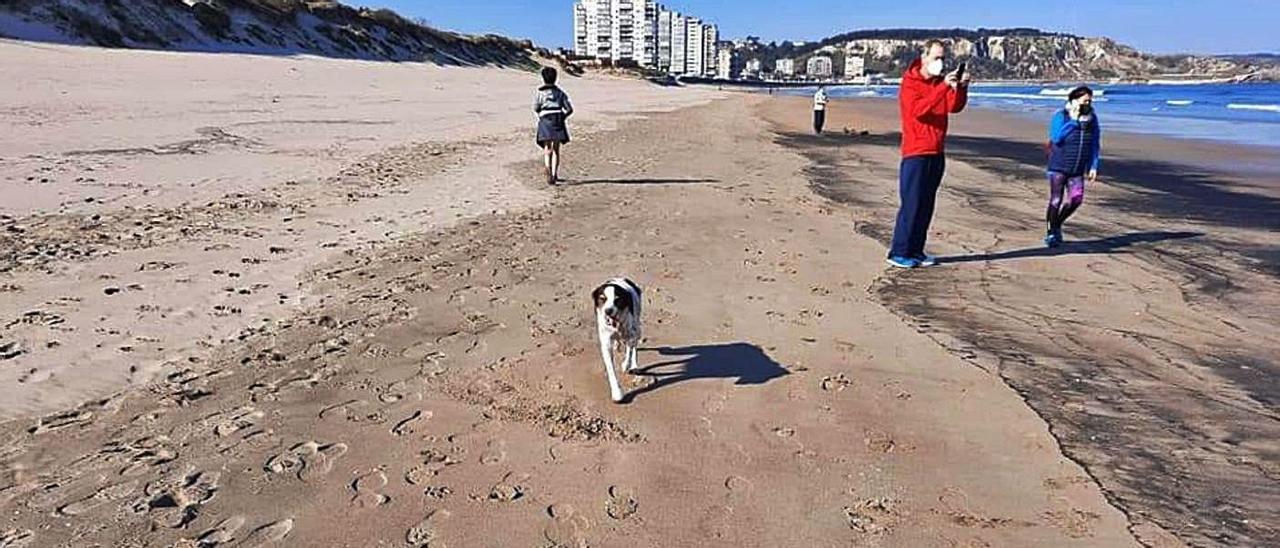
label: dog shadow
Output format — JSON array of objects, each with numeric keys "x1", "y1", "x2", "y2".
[{"x1": 625, "y1": 342, "x2": 789, "y2": 402}]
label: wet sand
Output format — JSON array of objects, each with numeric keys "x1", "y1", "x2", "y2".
[
  {"x1": 0, "y1": 41, "x2": 1274, "y2": 547},
  {"x1": 763, "y1": 95, "x2": 1280, "y2": 546}
]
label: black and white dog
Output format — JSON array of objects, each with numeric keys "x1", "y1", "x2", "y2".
[{"x1": 592, "y1": 278, "x2": 643, "y2": 403}]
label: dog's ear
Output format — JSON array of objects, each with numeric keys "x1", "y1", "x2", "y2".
[
  {"x1": 591, "y1": 285, "x2": 605, "y2": 308},
  {"x1": 623, "y1": 278, "x2": 641, "y2": 298}
]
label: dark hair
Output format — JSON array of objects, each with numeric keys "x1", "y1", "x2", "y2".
[
  {"x1": 541, "y1": 66, "x2": 557, "y2": 85},
  {"x1": 923, "y1": 39, "x2": 946, "y2": 52},
  {"x1": 1068, "y1": 85, "x2": 1093, "y2": 101}
]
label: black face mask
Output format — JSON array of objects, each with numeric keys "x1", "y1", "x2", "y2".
[{"x1": 1079, "y1": 104, "x2": 1094, "y2": 116}]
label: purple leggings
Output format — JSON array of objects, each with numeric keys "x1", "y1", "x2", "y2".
[{"x1": 1046, "y1": 171, "x2": 1085, "y2": 232}]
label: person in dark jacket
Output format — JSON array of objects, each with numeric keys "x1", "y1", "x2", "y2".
[
  {"x1": 1044, "y1": 85, "x2": 1102, "y2": 247},
  {"x1": 534, "y1": 66, "x2": 574, "y2": 185},
  {"x1": 887, "y1": 40, "x2": 970, "y2": 268}
]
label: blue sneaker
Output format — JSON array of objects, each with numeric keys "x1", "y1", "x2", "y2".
[
  {"x1": 1044, "y1": 232, "x2": 1061, "y2": 248},
  {"x1": 885, "y1": 255, "x2": 920, "y2": 269}
]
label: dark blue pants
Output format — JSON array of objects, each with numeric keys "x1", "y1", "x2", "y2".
[{"x1": 889, "y1": 155, "x2": 946, "y2": 258}]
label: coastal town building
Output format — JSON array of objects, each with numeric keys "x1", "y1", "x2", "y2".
[
  {"x1": 685, "y1": 17, "x2": 704, "y2": 75},
  {"x1": 716, "y1": 44, "x2": 744, "y2": 80},
  {"x1": 573, "y1": 1, "x2": 719, "y2": 76},
  {"x1": 807, "y1": 55, "x2": 833, "y2": 79},
  {"x1": 745, "y1": 58, "x2": 763, "y2": 77},
  {"x1": 844, "y1": 55, "x2": 865, "y2": 79},
  {"x1": 669, "y1": 10, "x2": 687, "y2": 73},
  {"x1": 703, "y1": 24, "x2": 719, "y2": 77},
  {"x1": 775, "y1": 58, "x2": 795, "y2": 77},
  {"x1": 656, "y1": 9, "x2": 673, "y2": 72},
  {"x1": 573, "y1": 0, "x2": 612, "y2": 60}
]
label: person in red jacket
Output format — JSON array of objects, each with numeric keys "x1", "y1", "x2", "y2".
[{"x1": 887, "y1": 40, "x2": 970, "y2": 268}]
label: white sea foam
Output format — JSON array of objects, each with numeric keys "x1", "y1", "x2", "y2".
[
  {"x1": 971, "y1": 92, "x2": 1064, "y2": 101},
  {"x1": 1039, "y1": 87, "x2": 1106, "y2": 97},
  {"x1": 1166, "y1": 100, "x2": 1194, "y2": 106},
  {"x1": 1227, "y1": 103, "x2": 1280, "y2": 113}
]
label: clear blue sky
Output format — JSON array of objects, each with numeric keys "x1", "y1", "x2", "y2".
[{"x1": 360, "y1": 0, "x2": 1279, "y2": 55}]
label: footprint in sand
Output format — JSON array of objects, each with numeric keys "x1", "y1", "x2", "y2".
[
  {"x1": 1041, "y1": 507, "x2": 1101, "y2": 538},
  {"x1": 820, "y1": 373, "x2": 852, "y2": 392},
  {"x1": 197, "y1": 516, "x2": 246, "y2": 546},
  {"x1": 109, "y1": 436, "x2": 179, "y2": 476},
  {"x1": 391, "y1": 410, "x2": 431, "y2": 437},
  {"x1": 423, "y1": 486, "x2": 453, "y2": 500},
  {"x1": 351, "y1": 470, "x2": 390, "y2": 508},
  {"x1": 405, "y1": 448, "x2": 461, "y2": 485},
  {"x1": 479, "y1": 440, "x2": 507, "y2": 466},
  {"x1": 213, "y1": 407, "x2": 265, "y2": 438},
  {"x1": 137, "y1": 470, "x2": 220, "y2": 529},
  {"x1": 698, "y1": 505, "x2": 734, "y2": 539},
  {"x1": 57, "y1": 480, "x2": 137, "y2": 517},
  {"x1": 27, "y1": 409, "x2": 94, "y2": 435},
  {"x1": 724, "y1": 475, "x2": 753, "y2": 503},
  {"x1": 543, "y1": 503, "x2": 591, "y2": 548},
  {"x1": 318, "y1": 399, "x2": 367, "y2": 422},
  {"x1": 702, "y1": 393, "x2": 727, "y2": 414},
  {"x1": 236, "y1": 518, "x2": 293, "y2": 547},
  {"x1": 605, "y1": 485, "x2": 638, "y2": 520},
  {"x1": 693, "y1": 416, "x2": 716, "y2": 440},
  {"x1": 265, "y1": 441, "x2": 348, "y2": 483},
  {"x1": 843, "y1": 498, "x2": 900, "y2": 535},
  {"x1": 864, "y1": 430, "x2": 897, "y2": 454},
  {"x1": 487, "y1": 472, "x2": 527, "y2": 503},
  {"x1": 0, "y1": 529, "x2": 35, "y2": 548},
  {"x1": 405, "y1": 509, "x2": 450, "y2": 547}
]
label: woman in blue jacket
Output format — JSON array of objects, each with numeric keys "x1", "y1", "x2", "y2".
[{"x1": 1044, "y1": 85, "x2": 1101, "y2": 247}]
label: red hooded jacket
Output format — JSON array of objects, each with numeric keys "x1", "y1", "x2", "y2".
[{"x1": 898, "y1": 58, "x2": 968, "y2": 158}]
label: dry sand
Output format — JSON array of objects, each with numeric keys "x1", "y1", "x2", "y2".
[
  {"x1": 0, "y1": 40, "x2": 1275, "y2": 547},
  {"x1": 0, "y1": 39, "x2": 719, "y2": 419}
]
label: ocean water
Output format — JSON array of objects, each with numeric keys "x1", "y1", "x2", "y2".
[{"x1": 819, "y1": 83, "x2": 1280, "y2": 148}]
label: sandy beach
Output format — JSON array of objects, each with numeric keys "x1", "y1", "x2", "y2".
[{"x1": 1, "y1": 40, "x2": 1277, "y2": 547}]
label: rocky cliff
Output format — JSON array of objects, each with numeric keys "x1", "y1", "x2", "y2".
[
  {"x1": 0, "y1": 0, "x2": 539, "y2": 68},
  {"x1": 749, "y1": 28, "x2": 1273, "y2": 81}
]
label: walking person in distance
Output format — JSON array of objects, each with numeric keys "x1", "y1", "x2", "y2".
[{"x1": 534, "y1": 66, "x2": 574, "y2": 185}]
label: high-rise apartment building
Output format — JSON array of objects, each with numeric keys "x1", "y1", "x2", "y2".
[
  {"x1": 634, "y1": 0, "x2": 658, "y2": 68},
  {"x1": 574, "y1": 1, "x2": 719, "y2": 76},
  {"x1": 573, "y1": 0, "x2": 613, "y2": 60},
  {"x1": 656, "y1": 9, "x2": 673, "y2": 72},
  {"x1": 685, "y1": 18, "x2": 704, "y2": 75},
  {"x1": 703, "y1": 24, "x2": 719, "y2": 77},
  {"x1": 669, "y1": 11, "x2": 687, "y2": 74},
  {"x1": 609, "y1": 0, "x2": 635, "y2": 62}
]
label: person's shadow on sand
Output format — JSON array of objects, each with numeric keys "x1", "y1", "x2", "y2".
[
  {"x1": 626, "y1": 343, "x2": 788, "y2": 402},
  {"x1": 939, "y1": 230, "x2": 1203, "y2": 264}
]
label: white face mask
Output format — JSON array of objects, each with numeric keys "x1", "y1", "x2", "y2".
[{"x1": 926, "y1": 59, "x2": 944, "y2": 77}]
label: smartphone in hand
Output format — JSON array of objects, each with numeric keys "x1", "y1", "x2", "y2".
[{"x1": 955, "y1": 62, "x2": 967, "y2": 80}]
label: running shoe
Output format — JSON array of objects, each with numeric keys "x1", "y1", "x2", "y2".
[{"x1": 886, "y1": 256, "x2": 920, "y2": 269}]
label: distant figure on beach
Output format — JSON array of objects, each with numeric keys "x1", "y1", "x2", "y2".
[
  {"x1": 886, "y1": 40, "x2": 970, "y2": 268},
  {"x1": 1044, "y1": 85, "x2": 1102, "y2": 247},
  {"x1": 813, "y1": 86, "x2": 829, "y2": 134},
  {"x1": 534, "y1": 66, "x2": 573, "y2": 185}
]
